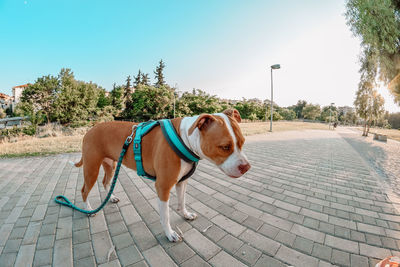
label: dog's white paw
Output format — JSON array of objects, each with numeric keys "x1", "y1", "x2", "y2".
[
  {"x1": 184, "y1": 211, "x2": 197, "y2": 221},
  {"x1": 110, "y1": 195, "x2": 119, "y2": 203},
  {"x1": 166, "y1": 230, "x2": 182, "y2": 242}
]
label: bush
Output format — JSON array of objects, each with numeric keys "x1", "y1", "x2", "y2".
[
  {"x1": 0, "y1": 109, "x2": 5, "y2": 119},
  {"x1": 248, "y1": 113, "x2": 258, "y2": 121}
]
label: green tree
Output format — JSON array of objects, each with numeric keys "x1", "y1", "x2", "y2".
[
  {"x1": 54, "y1": 69, "x2": 101, "y2": 124},
  {"x1": 134, "y1": 70, "x2": 142, "y2": 86},
  {"x1": 126, "y1": 84, "x2": 174, "y2": 121},
  {"x1": 279, "y1": 108, "x2": 296, "y2": 120},
  {"x1": 110, "y1": 83, "x2": 124, "y2": 112},
  {"x1": 354, "y1": 84, "x2": 385, "y2": 136},
  {"x1": 289, "y1": 100, "x2": 307, "y2": 118},
  {"x1": 124, "y1": 75, "x2": 133, "y2": 101},
  {"x1": 97, "y1": 89, "x2": 110, "y2": 108},
  {"x1": 154, "y1": 59, "x2": 166, "y2": 87},
  {"x1": 319, "y1": 105, "x2": 338, "y2": 122},
  {"x1": 303, "y1": 104, "x2": 321, "y2": 120},
  {"x1": 15, "y1": 101, "x2": 45, "y2": 135},
  {"x1": 345, "y1": 0, "x2": 400, "y2": 104},
  {"x1": 141, "y1": 73, "x2": 150, "y2": 86},
  {"x1": 178, "y1": 89, "x2": 222, "y2": 116},
  {"x1": 20, "y1": 75, "x2": 59, "y2": 123}
]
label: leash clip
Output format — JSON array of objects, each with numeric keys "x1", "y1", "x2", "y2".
[{"x1": 126, "y1": 125, "x2": 137, "y2": 144}]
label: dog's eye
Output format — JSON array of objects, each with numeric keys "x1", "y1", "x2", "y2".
[{"x1": 220, "y1": 144, "x2": 231, "y2": 151}]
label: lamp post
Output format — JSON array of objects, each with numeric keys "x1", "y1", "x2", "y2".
[
  {"x1": 269, "y1": 64, "x2": 281, "y2": 132},
  {"x1": 329, "y1": 102, "x2": 334, "y2": 129},
  {"x1": 174, "y1": 83, "x2": 178, "y2": 118}
]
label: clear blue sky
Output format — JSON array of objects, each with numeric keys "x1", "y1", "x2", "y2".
[{"x1": 1, "y1": 0, "x2": 398, "y2": 112}]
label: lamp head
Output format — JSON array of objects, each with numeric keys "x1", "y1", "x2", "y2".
[{"x1": 271, "y1": 64, "x2": 281, "y2": 69}]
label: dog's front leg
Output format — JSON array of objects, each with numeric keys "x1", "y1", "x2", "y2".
[
  {"x1": 157, "y1": 198, "x2": 182, "y2": 242},
  {"x1": 176, "y1": 180, "x2": 197, "y2": 220}
]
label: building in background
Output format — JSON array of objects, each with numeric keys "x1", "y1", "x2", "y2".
[{"x1": 0, "y1": 93, "x2": 12, "y2": 111}]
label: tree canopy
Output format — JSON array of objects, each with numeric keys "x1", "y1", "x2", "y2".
[{"x1": 345, "y1": 0, "x2": 400, "y2": 104}]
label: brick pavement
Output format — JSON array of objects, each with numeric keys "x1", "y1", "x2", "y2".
[{"x1": 0, "y1": 128, "x2": 400, "y2": 267}]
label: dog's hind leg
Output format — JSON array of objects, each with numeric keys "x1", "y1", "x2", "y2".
[
  {"x1": 102, "y1": 158, "x2": 119, "y2": 203},
  {"x1": 81, "y1": 156, "x2": 102, "y2": 216}
]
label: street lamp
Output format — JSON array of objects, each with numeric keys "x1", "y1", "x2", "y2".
[
  {"x1": 329, "y1": 102, "x2": 335, "y2": 129},
  {"x1": 269, "y1": 64, "x2": 281, "y2": 132}
]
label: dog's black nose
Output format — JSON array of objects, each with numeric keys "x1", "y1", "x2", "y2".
[{"x1": 238, "y1": 163, "x2": 250, "y2": 174}]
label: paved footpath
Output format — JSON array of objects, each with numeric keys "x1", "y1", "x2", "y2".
[{"x1": 1, "y1": 128, "x2": 400, "y2": 267}]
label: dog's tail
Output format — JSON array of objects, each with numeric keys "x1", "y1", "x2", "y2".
[{"x1": 69, "y1": 158, "x2": 83, "y2": 167}]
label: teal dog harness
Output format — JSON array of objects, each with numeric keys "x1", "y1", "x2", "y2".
[{"x1": 133, "y1": 119, "x2": 200, "y2": 182}]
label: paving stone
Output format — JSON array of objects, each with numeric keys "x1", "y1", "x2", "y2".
[
  {"x1": 167, "y1": 242, "x2": 195, "y2": 264},
  {"x1": 22, "y1": 222, "x2": 41, "y2": 245},
  {"x1": 275, "y1": 245, "x2": 318, "y2": 267},
  {"x1": 351, "y1": 254, "x2": 369, "y2": 267},
  {"x1": 291, "y1": 224, "x2": 325, "y2": 243},
  {"x1": 357, "y1": 222, "x2": 386, "y2": 235},
  {"x1": 334, "y1": 225, "x2": 350, "y2": 239},
  {"x1": 311, "y1": 243, "x2": 332, "y2": 261},
  {"x1": 74, "y1": 256, "x2": 96, "y2": 267},
  {"x1": 0, "y1": 252, "x2": 17, "y2": 267},
  {"x1": 254, "y1": 254, "x2": 287, "y2": 267},
  {"x1": 203, "y1": 225, "x2": 227, "y2": 242},
  {"x1": 9, "y1": 227, "x2": 26, "y2": 240},
  {"x1": 350, "y1": 230, "x2": 366, "y2": 242},
  {"x1": 275, "y1": 230, "x2": 296, "y2": 247},
  {"x1": 234, "y1": 244, "x2": 262, "y2": 266},
  {"x1": 293, "y1": 236, "x2": 314, "y2": 254},
  {"x1": 3, "y1": 239, "x2": 22, "y2": 254},
  {"x1": 14, "y1": 244, "x2": 36, "y2": 267},
  {"x1": 331, "y1": 249, "x2": 350, "y2": 267},
  {"x1": 365, "y1": 233, "x2": 383, "y2": 246},
  {"x1": 180, "y1": 255, "x2": 210, "y2": 267},
  {"x1": 239, "y1": 229, "x2": 280, "y2": 256},
  {"x1": 242, "y1": 216, "x2": 263, "y2": 231},
  {"x1": 258, "y1": 223, "x2": 280, "y2": 239},
  {"x1": 382, "y1": 237, "x2": 398, "y2": 250},
  {"x1": 142, "y1": 245, "x2": 175, "y2": 267},
  {"x1": 325, "y1": 235, "x2": 359, "y2": 254},
  {"x1": 39, "y1": 223, "x2": 56, "y2": 236},
  {"x1": 73, "y1": 228, "x2": 91, "y2": 244},
  {"x1": 359, "y1": 243, "x2": 391, "y2": 259},
  {"x1": 92, "y1": 231, "x2": 116, "y2": 264},
  {"x1": 209, "y1": 250, "x2": 247, "y2": 267},
  {"x1": 319, "y1": 222, "x2": 335, "y2": 235},
  {"x1": 36, "y1": 235, "x2": 54, "y2": 250},
  {"x1": 184, "y1": 228, "x2": 221, "y2": 260},
  {"x1": 73, "y1": 241, "x2": 93, "y2": 260},
  {"x1": 112, "y1": 232, "x2": 134, "y2": 250},
  {"x1": 217, "y1": 234, "x2": 244, "y2": 254},
  {"x1": 33, "y1": 248, "x2": 52, "y2": 266},
  {"x1": 128, "y1": 221, "x2": 158, "y2": 251},
  {"x1": 211, "y1": 214, "x2": 246, "y2": 237}
]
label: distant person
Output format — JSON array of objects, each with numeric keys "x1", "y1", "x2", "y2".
[{"x1": 333, "y1": 122, "x2": 338, "y2": 129}]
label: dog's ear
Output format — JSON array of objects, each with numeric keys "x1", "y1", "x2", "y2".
[
  {"x1": 223, "y1": 108, "x2": 242, "y2": 123},
  {"x1": 188, "y1": 114, "x2": 216, "y2": 135}
]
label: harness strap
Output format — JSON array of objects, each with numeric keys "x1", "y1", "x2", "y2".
[
  {"x1": 133, "y1": 119, "x2": 199, "y2": 182},
  {"x1": 160, "y1": 119, "x2": 200, "y2": 163}
]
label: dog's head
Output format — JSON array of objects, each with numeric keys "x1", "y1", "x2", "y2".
[{"x1": 188, "y1": 109, "x2": 250, "y2": 178}]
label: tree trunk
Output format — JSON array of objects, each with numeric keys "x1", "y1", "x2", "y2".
[
  {"x1": 362, "y1": 121, "x2": 367, "y2": 136},
  {"x1": 366, "y1": 119, "x2": 371, "y2": 136}
]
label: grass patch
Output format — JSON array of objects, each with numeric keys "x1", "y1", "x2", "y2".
[
  {"x1": 0, "y1": 121, "x2": 330, "y2": 158},
  {"x1": 240, "y1": 121, "x2": 329, "y2": 136},
  {"x1": 356, "y1": 127, "x2": 400, "y2": 142},
  {"x1": 0, "y1": 135, "x2": 83, "y2": 158}
]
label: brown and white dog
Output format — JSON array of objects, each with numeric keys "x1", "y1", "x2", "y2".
[{"x1": 73, "y1": 109, "x2": 250, "y2": 242}]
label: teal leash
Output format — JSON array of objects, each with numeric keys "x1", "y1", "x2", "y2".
[{"x1": 54, "y1": 128, "x2": 135, "y2": 215}]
